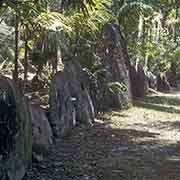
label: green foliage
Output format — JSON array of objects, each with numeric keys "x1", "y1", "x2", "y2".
[
  {"x1": 0, "y1": 22, "x2": 14, "y2": 63},
  {"x1": 107, "y1": 82, "x2": 127, "y2": 95},
  {"x1": 50, "y1": 0, "x2": 95, "y2": 14},
  {"x1": 114, "y1": 0, "x2": 180, "y2": 75},
  {"x1": 31, "y1": 0, "x2": 113, "y2": 74},
  {"x1": 0, "y1": 0, "x2": 180, "y2": 86}
]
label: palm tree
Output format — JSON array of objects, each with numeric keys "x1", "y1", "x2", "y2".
[{"x1": 31, "y1": 0, "x2": 112, "y2": 77}]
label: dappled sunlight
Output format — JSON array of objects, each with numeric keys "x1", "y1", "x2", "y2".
[
  {"x1": 167, "y1": 156, "x2": 180, "y2": 162},
  {"x1": 1, "y1": 0, "x2": 180, "y2": 179},
  {"x1": 142, "y1": 91, "x2": 180, "y2": 107},
  {"x1": 17, "y1": 91, "x2": 180, "y2": 180},
  {"x1": 88, "y1": 92, "x2": 180, "y2": 179},
  {"x1": 106, "y1": 93, "x2": 180, "y2": 144}
]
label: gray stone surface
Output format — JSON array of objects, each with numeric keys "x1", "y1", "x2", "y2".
[
  {"x1": 157, "y1": 73, "x2": 171, "y2": 92},
  {"x1": 49, "y1": 60, "x2": 95, "y2": 137},
  {"x1": 129, "y1": 65, "x2": 149, "y2": 98},
  {"x1": 0, "y1": 76, "x2": 32, "y2": 180},
  {"x1": 100, "y1": 23, "x2": 132, "y2": 110},
  {"x1": 29, "y1": 103, "x2": 53, "y2": 156}
]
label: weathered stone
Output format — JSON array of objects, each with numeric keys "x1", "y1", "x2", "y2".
[
  {"x1": 146, "y1": 71, "x2": 157, "y2": 90},
  {"x1": 166, "y1": 62, "x2": 177, "y2": 88},
  {"x1": 129, "y1": 65, "x2": 149, "y2": 98},
  {"x1": 81, "y1": 69, "x2": 101, "y2": 113},
  {"x1": 157, "y1": 73, "x2": 171, "y2": 92},
  {"x1": 29, "y1": 103, "x2": 53, "y2": 156},
  {"x1": 99, "y1": 23, "x2": 132, "y2": 110},
  {"x1": 49, "y1": 60, "x2": 95, "y2": 137},
  {"x1": 0, "y1": 76, "x2": 32, "y2": 180}
]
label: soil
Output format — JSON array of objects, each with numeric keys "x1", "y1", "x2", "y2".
[{"x1": 24, "y1": 91, "x2": 180, "y2": 180}]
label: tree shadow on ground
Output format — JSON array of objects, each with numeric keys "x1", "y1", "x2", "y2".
[
  {"x1": 153, "y1": 120, "x2": 180, "y2": 130},
  {"x1": 142, "y1": 95, "x2": 180, "y2": 107},
  {"x1": 110, "y1": 112, "x2": 129, "y2": 118},
  {"x1": 134, "y1": 100, "x2": 180, "y2": 114},
  {"x1": 26, "y1": 121, "x2": 180, "y2": 180}
]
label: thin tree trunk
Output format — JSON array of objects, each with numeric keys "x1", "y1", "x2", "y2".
[
  {"x1": 144, "y1": 54, "x2": 149, "y2": 72},
  {"x1": 136, "y1": 14, "x2": 144, "y2": 70},
  {"x1": 156, "y1": 11, "x2": 162, "y2": 44},
  {"x1": 173, "y1": 5, "x2": 178, "y2": 42},
  {"x1": 23, "y1": 39, "x2": 28, "y2": 92},
  {"x1": 144, "y1": 27, "x2": 152, "y2": 72},
  {"x1": 14, "y1": 6, "x2": 19, "y2": 82}
]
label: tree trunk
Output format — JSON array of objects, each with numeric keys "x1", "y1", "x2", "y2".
[
  {"x1": 173, "y1": 5, "x2": 178, "y2": 42},
  {"x1": 14, "y1": 6, "x2": 19, "y2": 82},
  {"x1": 136, "y1": 14, "x2": 144, "y2": 69},
  {"x1": 23, "y1": 39, "x2": 28, "y2": 92}
]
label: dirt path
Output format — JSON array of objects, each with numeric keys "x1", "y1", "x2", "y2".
[{"x1": 25, "y1": 92, "x2": 180, "y2": 180}]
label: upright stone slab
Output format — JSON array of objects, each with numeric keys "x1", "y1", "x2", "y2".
[
  {"x1": 146, "y1": 71, "x2": 157, "y2": 90},
  {"x1": 101, "y1": 23, "x2": 132, "y2": 109},
  {"x1": 49, "y1": 60, "x2": 95, "y2": 137},
  {"x1": 29, "y1": 103, "x2": 53, "y2": 157},
  {"x1": 129, "y1": 65, "x2": 149, "y2": 98},
  {"x1": 0, "y1": 76, "x2": 32, "y2": 180},
  {"x1": 157, "y1": 73, "x2": 171, "y2": 92},
  {"x1": 166, "y1": 62, "x2": 177, "y2": 88}
]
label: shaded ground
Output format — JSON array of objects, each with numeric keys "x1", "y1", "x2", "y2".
[{"x1": 25, "y1": 91, "x2": 180, "y2": 180}]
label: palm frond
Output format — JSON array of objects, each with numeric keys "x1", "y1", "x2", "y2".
[
  {"x1": 50, "y1": 0, "x2": 95, "y2": 14},
  {"x1": 118, "y1": 1, "x2": 153, "y2": 19}
]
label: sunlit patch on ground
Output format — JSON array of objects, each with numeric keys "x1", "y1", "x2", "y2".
[{"x1": 25, "y1": 91, "x2": 180, "y2": 180}]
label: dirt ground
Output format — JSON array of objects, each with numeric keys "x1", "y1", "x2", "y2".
[{"x1": 24, "y1": 91, "x2": 180, "y2": 180}]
